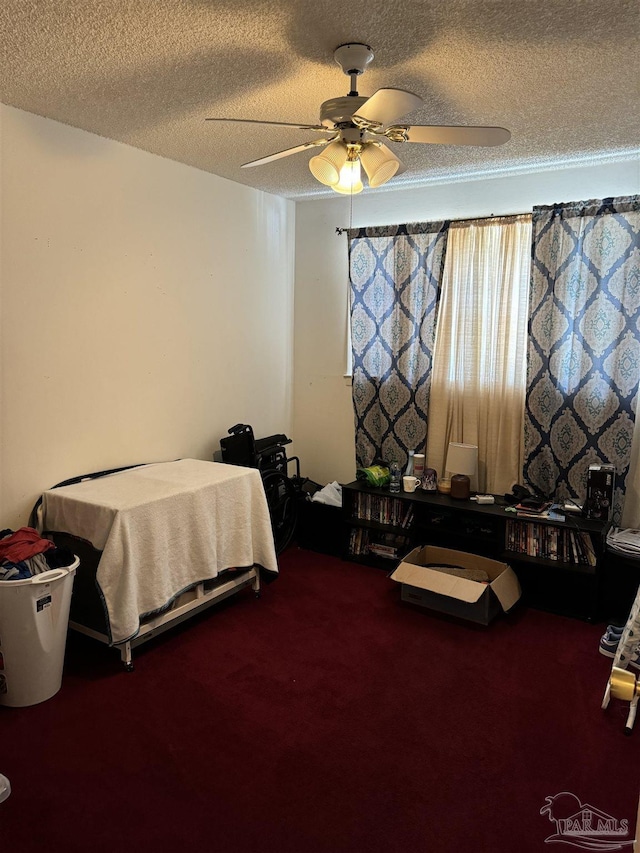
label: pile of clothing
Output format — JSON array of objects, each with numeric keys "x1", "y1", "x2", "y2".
[
  {"x1": 606, "y1": 528, "x2": 640, "y2": 558},
  {"x1": 0, "y1": 528, "x2": 73, "y2": 581},
  {"x1": 310, "y1": 481, "x2": 342, "y2": 508}
]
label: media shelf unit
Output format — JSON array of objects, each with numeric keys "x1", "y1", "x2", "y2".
[{"x1": 342, "y1": 480, "x2": 610, "y2": 620}]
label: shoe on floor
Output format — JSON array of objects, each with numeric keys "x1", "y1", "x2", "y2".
[
  {"x1": 600, "y1": 632, "x2": 622, "y2": 658},
  {"x1": 599, "y1": 625, "x2": 630, "y2": 656}
]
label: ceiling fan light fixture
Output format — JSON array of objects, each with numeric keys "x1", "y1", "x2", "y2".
[
  {"x1": 360, "y1": 143, "x2": 400, "y2": 188},
  {"x1": 332, "y1": 154, "x2": 363, "y2": 195},
  {"x1": 309, "y1": 140, "x2": 348, "y2": 186},
  {"x1": 207, "y1": 42, "x2": 512, "y2": 194}
]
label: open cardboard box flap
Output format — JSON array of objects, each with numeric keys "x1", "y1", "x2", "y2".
[
  {"x1": 390, "y1": 545, "x2": 521, "y2": 611},
  {"x1": 488, "y1": 562, "x2": 522, "y2": 612}
]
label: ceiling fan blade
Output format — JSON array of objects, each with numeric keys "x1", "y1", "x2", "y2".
[
  {"x1": 206, "y1": 117, "x2": 327, "y2": 132},
  {"x1": 241, "y1": 138, "x2": 332, "y2": 168},
  {"x1": 353, "y1": 88, "x2": 423, "y2": 128},
  {"x1": 402, "y1": 125, "x2": 511, "y2": 146}
]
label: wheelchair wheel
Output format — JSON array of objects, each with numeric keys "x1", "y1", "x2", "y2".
[{"x1": 261, "y1": 469, "x2": 298, "y2": 554}]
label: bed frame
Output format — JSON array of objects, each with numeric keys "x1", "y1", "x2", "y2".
[{"x1": 50, "y1": 531, "x2": 260, "y2": 671}]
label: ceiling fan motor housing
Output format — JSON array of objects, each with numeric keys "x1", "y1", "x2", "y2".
[{"x1": 320, "y1": 96, "x2": 368, "y2": 128}]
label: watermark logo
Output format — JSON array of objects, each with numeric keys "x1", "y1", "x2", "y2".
[{"x1": 540, "y1": 792, "x2": 633, "y2": 850}]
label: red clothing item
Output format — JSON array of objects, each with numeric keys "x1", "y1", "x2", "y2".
[{"x1": 0, "y1": 527, "x2": 54, "y2": 563}]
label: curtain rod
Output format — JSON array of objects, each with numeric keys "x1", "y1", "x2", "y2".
[{"x1": 335, "y1": 211, "x2": 530, "y2": 234}]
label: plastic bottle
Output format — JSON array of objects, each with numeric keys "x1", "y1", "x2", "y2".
[
  {"x1": 404, "y1": 451, "x2": 415, "y2": 478},
  {"x1": 389, "y1": 461, "x2": 401, "y2": 494}
]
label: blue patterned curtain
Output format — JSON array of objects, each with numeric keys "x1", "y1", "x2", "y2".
[
  {"x1": 348, "y1": 222, "x2": 450, "y2": 468},
  {"x1": 523, "y1": 196, "x2": 640, "y2": 520}
]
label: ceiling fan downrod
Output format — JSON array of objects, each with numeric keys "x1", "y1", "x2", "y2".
[{"x1": 334, "y1": 43, "x2": 374, "y2": 96}]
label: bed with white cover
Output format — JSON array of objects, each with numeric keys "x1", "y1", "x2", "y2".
[{"x1": 38, "y1": 459, "x2": 278, "y2": 668}]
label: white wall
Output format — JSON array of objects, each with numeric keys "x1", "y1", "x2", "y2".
[
  {"x1": 0, "y1": 106, "x2": 295, "y2": 528},
  {"x1": 3, "y1": 108, "x2": 637, "y2": 523},
  {"x1": 294, "y1": 159, "x2": 640, "y2": 487}
]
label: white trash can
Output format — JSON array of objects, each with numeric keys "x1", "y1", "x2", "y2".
[{"x1": 0, "y1": 559, "x2": 78, "y2": 707}]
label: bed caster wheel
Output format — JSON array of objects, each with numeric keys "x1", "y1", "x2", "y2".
[
  {"x1": 255, "y1": 591, "x2": 261, "y2": 599},
  {"x1": 124, "y1": 662, "x2": 135, "y2": 673}
]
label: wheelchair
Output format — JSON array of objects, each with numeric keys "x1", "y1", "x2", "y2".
[{"x1": 217, "y1": 424, "x2": 301, "y2": 554}]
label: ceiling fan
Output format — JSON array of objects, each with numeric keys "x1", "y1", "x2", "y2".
[{"x1": 205, "y1": 43, "x2": 511, "y2": 194}]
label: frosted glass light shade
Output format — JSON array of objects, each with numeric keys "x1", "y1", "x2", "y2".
[
  {"x1": 309, "y1": 141, "x2": 349, "y2": 186},
  {"x1": 360, "y1": 144, "x2": 400, "y2": 188},
  {"x1": 332, "y1": 158, "x2": 363, "y2": 195}
]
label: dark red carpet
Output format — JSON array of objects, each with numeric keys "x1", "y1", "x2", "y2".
[{"x1": 1, "y1": 547, "x2": 638, "y2": 852}]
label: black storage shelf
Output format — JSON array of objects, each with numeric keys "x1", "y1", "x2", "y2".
[
  {"x1": 418, "y1": 528, "x2": 503, "y2": 555},
  {"x1": 347, "y1": 552, "x2": 407, "y2": 569},
  {"x1": 349, "y1": 518, "x2": 412, "y2": 533},
  {"x1": 504, "y1": 551, "x2": 598, "y2": 576},
  {"x1": 342, "y1": 480, "x2": 610, "y2": 620}
]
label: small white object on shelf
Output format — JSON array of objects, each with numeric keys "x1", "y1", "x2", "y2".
[{"x1": 404, "y1": 451, "x2": 415, "y2": 477}]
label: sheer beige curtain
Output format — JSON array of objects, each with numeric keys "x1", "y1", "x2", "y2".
[{"x1": 426, "y1": 214, "x2": 532, "y2": 494}]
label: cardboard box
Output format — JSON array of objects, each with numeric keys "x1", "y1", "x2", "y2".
[
  {"x1": 584, "y1": 464, "x2": 615, "y2": 520},
  {"x1": 390, "y1": 545, "x2": 521, "y2": 625}
]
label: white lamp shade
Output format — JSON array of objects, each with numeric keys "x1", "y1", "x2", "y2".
[
  {"x1": 445, "y1": 442, "x2": 478, "y2": 476},
  {"x1": 332, "y1": 158, "x2": 364, "y2": 195},
  {"x1": 360, "y1": 144, "x2": 400, "y2": 188},
  {"x1": 309, "y1": 141, "x2": 349, "y2": 187}
]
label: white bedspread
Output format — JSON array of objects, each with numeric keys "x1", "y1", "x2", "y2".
[{"x1": 41, "y1": 459, "x2": 278, "y2": 644}]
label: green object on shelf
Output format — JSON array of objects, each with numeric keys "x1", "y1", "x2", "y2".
[{"x1": 356, "y1": 465, "x2": 390, "y2": 487}]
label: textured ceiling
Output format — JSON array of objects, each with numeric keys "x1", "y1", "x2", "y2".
[{"x1": 1, "y1": 0, "x2": 639, "y2": 200}]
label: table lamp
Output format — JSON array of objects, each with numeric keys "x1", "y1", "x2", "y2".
[{"x1": 445, "y1": 442, "x2": 478, "y2": 500}]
